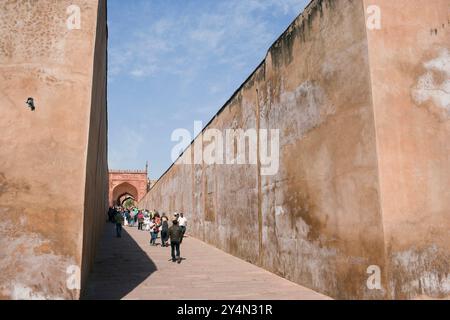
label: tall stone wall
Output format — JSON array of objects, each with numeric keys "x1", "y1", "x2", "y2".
[
  {"x1": 140, "y1": 0, "x2": 449, "y2": 299},
  {"x1": 0, "y1": 0, "x2": 108, "y2": 300},
  {"x1": 80, "y1": 0, "x2": 108, "y2": 298},
  {"x1": 363, "y1": 0, "x2": 450, "y2": 299}
]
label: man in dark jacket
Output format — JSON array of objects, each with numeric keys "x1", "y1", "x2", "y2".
[
  {"x1": 168, "y1": 219, "x2": 183, "y2": 263},
  {"x1": 160, "y1": 215, "x2": 169, "y2": 247}
]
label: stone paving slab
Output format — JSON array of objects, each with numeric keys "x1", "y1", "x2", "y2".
[{"x1": 84, "y1": 225, "x2": 331, "y2": 300}]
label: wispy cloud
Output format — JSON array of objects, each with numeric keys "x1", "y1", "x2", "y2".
[{"x1": 108, "y1": 0, "x2": 308, "y2": 82}]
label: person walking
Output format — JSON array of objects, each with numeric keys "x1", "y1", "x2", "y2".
[
  {"x1": 154, "y1": 212, "x2": 161, "y2": 227},
  {"x1": 160, "y1": 214, "x2": 169, "y2": 247},
  {"x1": 130, "y1": 208, "x2": 136, "y2": 227},
  {"x1": 168, "y1": 217, "x2": 183, "y2": 263},
  {"x1": 108, "y1": 207, "x2": 114, "y2": 223},
  {"x1": 149, "y1": 218, "x2": 158, "y2": 246},
  {"x1": 133, "y1": 209, "x2": 138, "y2": 227},
  {"x1": 124, "y1": 210, "x2": 130, "y2": 227},
  {"x1": 137, "y1": 210, "x2": 144, "y2": 231},
  {"x1": 114, "y1": 211, "x2": 124, "y2": 238},
  {"x1": 178, "y1": 212, "x2": 187, "y2": 243},
  {"x1": 144, "y1": 214, "x2": 151, "y2": 231}
]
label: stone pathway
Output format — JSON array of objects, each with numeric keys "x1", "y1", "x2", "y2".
[{"x1": 84, "y1": 225, "x2": 331, "y2": 300}]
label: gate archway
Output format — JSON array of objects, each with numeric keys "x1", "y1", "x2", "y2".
[
  {"x1": 109, "y1": 168, "x2": 149, "y2": 207},
  {"x1": 112, "y1": 182, "x2": 138, "y2": 207}
]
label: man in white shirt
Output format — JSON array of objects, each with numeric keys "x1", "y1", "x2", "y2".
[{"x1": 178, "y1": 213, "x2": 187, "y2": 243}]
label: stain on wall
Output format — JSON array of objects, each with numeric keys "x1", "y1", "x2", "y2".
[
  {"x1": 0, "y1": 0, "x2": 107, "y2": 300},
  {"x1": 412, "y1": 49, "x2": 450, "y2": 120}
]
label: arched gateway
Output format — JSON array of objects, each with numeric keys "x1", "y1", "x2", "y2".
[{"x1": 109, "y1": 166, "x2": 150, "y2": 207}]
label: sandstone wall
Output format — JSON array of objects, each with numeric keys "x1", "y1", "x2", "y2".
[
  {"x1": 0, "y1": 0, "x2": 107, "y2": 300},
  {"x1": 140, "y1": 0, "x2": 450, "y2": 299},
  {"x1": 80, "y1": 0, "x2": 108, "y2": 298},
  {"x1": 363, "y1": 0, "x2": 450, "y2": 299},
  {"x1": 141, "y1": 0, "x2": 384, "y2": 299}
]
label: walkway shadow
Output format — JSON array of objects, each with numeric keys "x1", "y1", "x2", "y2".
[{"x1": 82, "y1": 224, "x2": 157, "y2": 300}]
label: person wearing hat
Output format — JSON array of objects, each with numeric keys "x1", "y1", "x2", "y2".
[{"x1": 168, "y1": 217, "x2": 183, "y2": 263}]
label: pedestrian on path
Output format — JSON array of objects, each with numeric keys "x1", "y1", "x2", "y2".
[
  {"x1": 114, "y1": 211, "x2": 124, "y2": 238},
  {"x1": 178, "y1": 212, "x2": 187, "y2": 243},
  {"x1": 144, "y1": 214, "x2": 151, "y2": 231},
  {"x1": 137, "y1": 210, "x2": 144, "y2": 230},
  {"x1": 133, "y1": 209, "x2": 138, "y2": 227},
  {"x1": 129, "y1": 208, "x2": 136, "y2": 227},
  {"x1": 154, "y1": 212, "x2": 161, "y2": 229},
  {"x1": 124, "y1": 210, "x2": 130, "y2": 227},
  {"x1": 108, "y1": 207, "x2": 115, "y2": 223},
  {"x1": 160, "y1": 214, "x2": 169, "y2": 247},
  {"x1": 149, "y1": 218, "x2": 158, "y2": 246},
  {"x1": 169, "y1": 218, "x2": 183, "y2": 263}
]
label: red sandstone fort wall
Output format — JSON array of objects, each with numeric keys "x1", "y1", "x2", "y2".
[
  {"x1": 80, "y1": 0, "x2": 108, "y2": 298},
  {"x1": 363, "y1": 0, "x2": 450, "y2": 299},
  {"x1": 140, "y1": 0, "x2": 450, "y2": 299},
  {"x1": 0, "y1": 0, "x2": 108, "y2": 299}
]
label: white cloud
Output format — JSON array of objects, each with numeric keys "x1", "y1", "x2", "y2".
[
  {"x1": 108, "y1": 0, "x2": 309, "y2": 81},
  {"x1": 130, "y1": 69, "x2": 145, "y2": 78}
]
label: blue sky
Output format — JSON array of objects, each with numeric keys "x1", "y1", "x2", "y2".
[{"x1": 107, "y1": 0, "x2": 309, "y2": 179}]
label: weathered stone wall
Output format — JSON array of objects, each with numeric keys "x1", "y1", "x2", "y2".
[
  {"x1": 140, "y1": 0, "x2": 449, "y2": 299},
  {"x1": 0, "y1": 0, "x2": 108, "y2": 300},
  {"x1": 141, "y1": 0, "x2": 383, "y2": 299},
  {"x1": 363, "y1": 0, "x2": 450, "y2": 299},
  {"x1": 80, "y1": 0, "x2": 108, "y2": 298}
]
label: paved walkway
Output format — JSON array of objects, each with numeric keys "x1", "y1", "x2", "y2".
[{"x1": 84, "y1": 225, "x2": 330, "y2": 300}]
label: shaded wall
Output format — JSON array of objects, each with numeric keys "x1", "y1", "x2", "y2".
[
  {"x1": 0, "y1": 0, "x2": 107, "y2": 300},
  {"x1": 140, "y1": 0, "x2": 449, "y2": 299},
  {"x1": 80, "y1": 0, "x2": 109, "y2": 298}
]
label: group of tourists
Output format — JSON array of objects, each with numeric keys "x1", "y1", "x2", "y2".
[{"x1": 108, "y1": 206, "x2": 188, "y2": 263}]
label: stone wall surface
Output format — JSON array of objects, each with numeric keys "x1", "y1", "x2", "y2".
[
  {"x1": 0, "y1": 0, "x2": 107, "y2": 300},
  {"x1": 364, "y1": 0, "x2": 450, "y2": 299},
  {"x1": 140, "y1": 0, "x2": 450, "y2": 299}
]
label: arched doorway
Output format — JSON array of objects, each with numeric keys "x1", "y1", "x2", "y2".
[
  {"x1": 112, "y1": 182, "x2": 138, "y2": 207},
  {"x1": 108, "y1": 169, "x2": 149, "y2": 207},
  {"x1": 117, "y1": 193, "x2": 136, "y2": 208}
]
